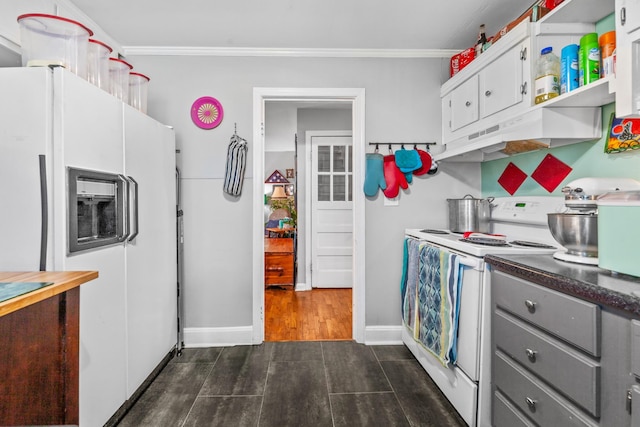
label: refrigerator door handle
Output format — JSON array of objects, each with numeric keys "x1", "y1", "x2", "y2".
[
  {"x1": 126, "y1": 176, "x2": 139, "y2": 242},
  {"x1": 38, "y1": 155, "x2": 48, "y2": 271},
  {"x1": 118, "y1": 174, "x2": 130, "y2": 242}
]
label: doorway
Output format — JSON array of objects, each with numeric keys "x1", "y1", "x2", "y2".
[{"x1": 252, "y1": 88, "x2": 366, "y2": 344}]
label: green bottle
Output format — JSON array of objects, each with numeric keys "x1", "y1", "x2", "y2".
[{"x1": 579, "y1": 33, "x2": 600, "y2": 86}]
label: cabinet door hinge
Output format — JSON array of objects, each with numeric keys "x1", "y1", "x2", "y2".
[{"x1": 520, "y1": 47, "x2": 527, "y2": 61}]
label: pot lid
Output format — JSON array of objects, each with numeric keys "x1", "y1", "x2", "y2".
[{"x1": 17, "y1": 13, "x2": 93, "y2": 36}]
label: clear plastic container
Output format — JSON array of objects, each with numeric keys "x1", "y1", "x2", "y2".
[
  {"x1": 534, "y1": 46, "x2": 560, "y2": 104},
  {"x1": 108, "y1": 58, "x2": 133, "y2": 102},
  {"x1": 87, "y1": 39, "x2": 112, "y2": 90},
  {"x1": 129, "y1": 72, "x2": 150, "y2": 113},
  {"x1": 17, "y1": 13, "x2": 93, "y2": 78}
]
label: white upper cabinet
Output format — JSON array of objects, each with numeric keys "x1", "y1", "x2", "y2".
[
  {"x1": 480, "y1": 42, "x2": 528, "y2": 118},
  {"x1": 450, "y1": 74, "x2": 479, "y2": 131},
  {"x1": 615, "y1": 0, "x2": 640, "y2": 117},
  {"x1": 438, "y1": 0, "x2": 618, "y2": 161}
]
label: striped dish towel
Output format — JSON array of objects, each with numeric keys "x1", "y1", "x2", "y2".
[
  {"x1": 400, "y1": 237, "x2": 421, "y2": 332},
  {"x1": 415, "y1": 244, "x2": 463, "y2": 367},
  {"x1": 223, "y1": 133, "x2": 248, "y2": 196}
]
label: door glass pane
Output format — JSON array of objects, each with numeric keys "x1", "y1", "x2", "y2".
[
  {"x1": 348, "y1": 175, "x2": 353, "y2": 201},
  {"x1": 333, "y1": 146, "x2": 346, "y2": 172},
  {"x1": 334, "y1": 175, "x2": 346, "y2": 201},
  {"x1": 318, "y1": 146, "x2": 330, "y2": 172},
  {"x1": 348, "y1": 146, "x2": 353, "y2": 172},
  {"x1": 318, "y1": 175, "x2": 330, "y2": 201}
]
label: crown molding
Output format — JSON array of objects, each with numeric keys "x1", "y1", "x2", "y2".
[{"x1": 122, "y1": 46, "x2": 459, "y2": 58}]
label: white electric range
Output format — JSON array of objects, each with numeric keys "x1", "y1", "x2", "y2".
[{"x1": 402, "y1": 196, "x2": 565, "y2": 427}]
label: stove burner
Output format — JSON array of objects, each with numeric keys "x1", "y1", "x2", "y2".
[
  {"x1": 459, "y1": 237, "x2": 511, "y2": 247},
  {"x1": 510, "y1": 240, "x2": 556, "y2": 249},
  {"x1": 420, "y1": 229, "x2": 449, "y2": 235}
]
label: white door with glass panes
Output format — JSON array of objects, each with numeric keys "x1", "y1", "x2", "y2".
[{"x1": 310, "y1": 134, "x2": 353, "y2": 288}]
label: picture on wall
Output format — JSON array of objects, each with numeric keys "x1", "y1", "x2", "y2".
[{"x1": 605, "y1": 113, "x2": 640, "y2": 154}]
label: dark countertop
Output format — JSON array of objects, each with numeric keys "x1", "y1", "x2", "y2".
[{"x1": 485, "y1": 254, "x2": 640, "y2": 318}]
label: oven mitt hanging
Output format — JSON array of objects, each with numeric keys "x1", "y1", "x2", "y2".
[
  {"x1": 412, "y1": 149, "x2": 433, "y2": 176},
  {"x1": 383, "y1": 154, "x2": 409, "y2": 198},
  {"x1": 363, "y1": 153, "x2": 387, "y2": 196},
  {"x1": 223, "y1": 133, "x2": 248, "y2": 196},
  {"x1": 395, "y1": 148, "x2": 422, "y2": 173},
  {"x1": 395, "y1": 148, "x2": 422, "y2": 184}
]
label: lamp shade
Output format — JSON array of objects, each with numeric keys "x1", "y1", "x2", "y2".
[{"x1": 271, "y1": 185, "x2": 287, "y2": 199}]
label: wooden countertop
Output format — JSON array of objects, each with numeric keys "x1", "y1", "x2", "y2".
[{"x1": 0, "y1": 271, "x2": 98, "y2": 318}]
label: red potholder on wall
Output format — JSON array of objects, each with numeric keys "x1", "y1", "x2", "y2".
[
  {"x1": 497, "y1": 162, "x2": 527, "y2": 195},
  {"x1": 531, "y1": 154, "x2": 573, "y2": 193}
]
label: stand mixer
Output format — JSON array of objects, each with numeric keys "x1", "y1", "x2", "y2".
[{"x1": 548, "y1": 177, "x2": 640, "y2": 265}]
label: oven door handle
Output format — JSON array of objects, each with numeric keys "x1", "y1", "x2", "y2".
[
  {"x1": 458, "y1": 256, "x2": 483, "y2": 270},
  {"x1": 125, "y1": 176, "x2": 139, "y2": 242}
]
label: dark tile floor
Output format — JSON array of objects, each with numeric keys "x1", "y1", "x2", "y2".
[{"x1": 116, "y1": 341, "x2": 466, "y2": 427}]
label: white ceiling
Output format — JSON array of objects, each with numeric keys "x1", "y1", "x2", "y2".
[{"x1": 69, "y1": 0, "x2": 535, "y2": 51}]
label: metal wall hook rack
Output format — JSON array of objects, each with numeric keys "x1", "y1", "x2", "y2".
[{"x1": 368, "y1": 142, "x2": 437, "y2": 151}]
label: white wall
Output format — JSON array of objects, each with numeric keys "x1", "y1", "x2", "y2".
[{"x1": 125, "y1": 54, "x2": 482, "y2": 341}]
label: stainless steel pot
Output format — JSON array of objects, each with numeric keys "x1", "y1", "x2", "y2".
[{"x1": 446, "y1": 195, "x2": 494, "y2": 233}]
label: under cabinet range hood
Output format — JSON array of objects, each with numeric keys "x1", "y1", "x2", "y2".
[{"x1": 435, "y1": 106, "x2": 602, "y2": 162}]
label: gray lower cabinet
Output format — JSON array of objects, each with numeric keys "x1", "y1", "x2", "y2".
[{"x1": 491, "y1": 269, "x2": 639, "y2": 427}]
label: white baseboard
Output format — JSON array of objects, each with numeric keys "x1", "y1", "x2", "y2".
[
  {"x1": 183, "y1": 324, "x2": 403, "y2": 347},
  {"x1": 364, "y1": 325, "x2": 404, "y2": 345},
  {"x1": 183, "y1": 326, "x2": 253, "y2": 347},
  {"x1": 295, "y1": 282, "x2": 311, "y2": 291}
]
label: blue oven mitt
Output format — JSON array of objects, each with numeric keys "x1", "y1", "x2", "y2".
[
  {"x1": 395, "y1": 148, "x2": 422, "y2": 184},
  {"x1": 363, "y1": 152, "x2": 387, "y2": 196},
  {"x1": 395, "y1": 148, "x2": 422, "y2": 173}
]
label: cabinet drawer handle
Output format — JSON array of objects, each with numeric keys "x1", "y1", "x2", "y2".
[
  {"x1": 621, "y1": 6, "x2": 626, "y2": 26},
  {"x1": 485, "y1": 90, "x2": 492, "y2": 97},
  {"x1": 526, "y1": 397, "x2": 537, "y2": 412},
  {"x1": 266, "y1": 266, "x2": 284, "y2": 272},
  {"x1": 525, "y1": 299, "x2": 536, "y2": 313},
  {"x1": 465, "y1": 101, "x2": 471, "y2": 107},
  {"x1": 526, "y1": 348, "x2": 537, "y2": 363}
]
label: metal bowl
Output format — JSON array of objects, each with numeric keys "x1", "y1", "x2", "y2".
[{"x1": 547, "y1": 213, "x2": 598, "y2": 257}]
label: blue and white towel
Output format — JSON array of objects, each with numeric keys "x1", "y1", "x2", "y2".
[
  {"x1": 415, "y1": 244, "x2": 463, "y2": 367},
  {"x1": 400, "y1": 237, "x2": 421, "y2": 332}
]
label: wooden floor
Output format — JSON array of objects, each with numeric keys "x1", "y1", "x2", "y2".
[{"x1": 264, "y1": 288, "x2": 352, "y2": 341}]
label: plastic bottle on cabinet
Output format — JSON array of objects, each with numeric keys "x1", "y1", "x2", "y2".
[
  {"x1": 475, "y1": 24, "x2": 487, "y2": 56},
  {"x1": 534, "y1": 46, "x2": 560, "y2": 104}
]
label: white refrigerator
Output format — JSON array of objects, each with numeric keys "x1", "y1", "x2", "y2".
[{"x1": 0, "y1": 67, "x2": 177, "y2": 427}]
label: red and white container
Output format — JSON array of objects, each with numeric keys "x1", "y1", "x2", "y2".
[
  {"x1": 17, "y1": 13, "x2": 93, "y2": 78},
  {"x1": 129, "y1": 72, "x2": 150, "y2": 113},
  {"x1": 87, "y1": 39, "x2": 112, "y2": 90},
  {"x1": 108, "y1": 58, "x2": 133, "y2": 102}
]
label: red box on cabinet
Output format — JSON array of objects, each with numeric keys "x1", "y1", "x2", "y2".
[{"x1": 450, "y1": 47, "x2": 475, "y2": 77}]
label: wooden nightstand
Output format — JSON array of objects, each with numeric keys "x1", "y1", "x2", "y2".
[{"x1": 264, "y1": 237, "x2": 294, "y2": 288}]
